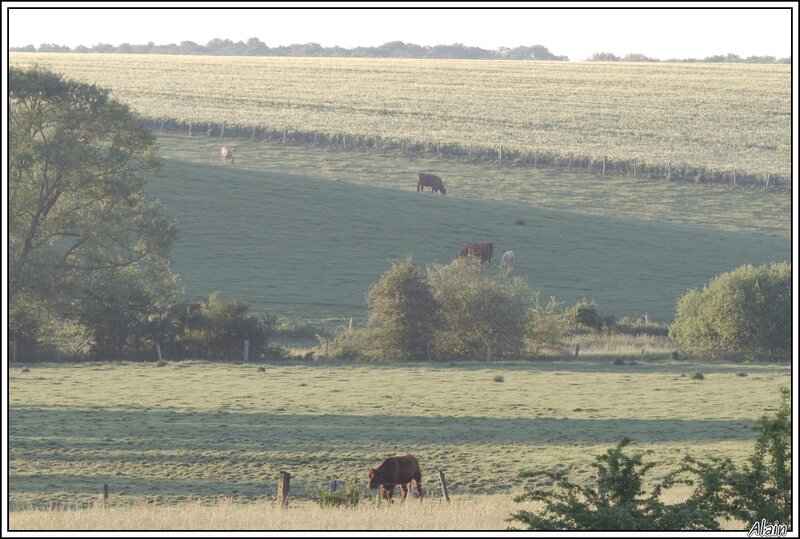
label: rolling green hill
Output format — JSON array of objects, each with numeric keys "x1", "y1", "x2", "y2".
[{"x1": 146, "y1": 135, "x2": 788, "y2": 324}]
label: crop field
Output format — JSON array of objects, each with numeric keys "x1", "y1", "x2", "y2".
[
  {"x1": 146, "y1": 135, "x2": 788, "y2": 324},
  {"x1": 8, "y1": 361, "x2": 789, "y2": 520},
  {"x1": 9, "y1": 53, "x2": 791, "y2": 183}
]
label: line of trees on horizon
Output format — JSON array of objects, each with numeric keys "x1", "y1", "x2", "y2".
[{"x1": 10, "y1": 38, "x2": 791, "y2": 63}]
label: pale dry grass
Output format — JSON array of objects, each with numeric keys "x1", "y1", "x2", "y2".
[
  {"x1": 9, "y1": 491, "x2": 749, "y2": 531},
  {"x1": 9, "y1": 496, "x2": 537, "y2": 531}
]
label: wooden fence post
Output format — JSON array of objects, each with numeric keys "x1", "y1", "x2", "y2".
[
  {"x1": 277, "y1": 471, "x2": 291, "y2": 507},
  {"x1": 498, "y1": 145, "x2": 502, "y2": 165},
  {"x1": 764, "y1": 174, "x2": 770, "y2": 191},
  {"x1": 574, "y1": 344, "x2": 580, "y2": 360},
  {"x1": 155, "y1": 342, "x2": 163, "y2": 362},
  {"x1": 102, "y1": 483, "x2": 109, "y2": 507},
  {"x1": 243, "y1": 339, "x2": 250, "y2": 362},
  {"x1": 188, "y1": 120, "x2": 193, "y2": 136},
  {"x1": 602, "y1": 156, "x2": 607, "y2": 176},
  {"x1": 438, "y1": 470, "x2": 450, "y2": 502},
  {"x1": 220, "y1": 123, "x2": 225, "y2": 139},
  {"x1": 568, "y1": 153, "x2": 573, "y2": 171},
  {"x1": 732, "y1": 169, "x2": 736, "y2": 187},
  {"x1": 283, "y1": 129, "x2": 287, "y2": 144},
  {"x1": 159, "y1": 115, "x2": 165, "y2": 133},
  {"x1": 633, "y1": 159, "x2": 637, "y2": 177},
  {"x1": 251, "y1": 126, "x2": 257, "y2": 141},
  {"x1": 486, "y1": 342, "x2": 493, "y2": 362}
]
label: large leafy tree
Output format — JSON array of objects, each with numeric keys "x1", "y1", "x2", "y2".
[{"x1": 9, "y1": 65, "x2": 179, "y2": 357}]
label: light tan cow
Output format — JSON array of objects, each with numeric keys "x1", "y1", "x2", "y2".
[{"x1": 221, "y1": 146, "x2": 235, "y2": 165}]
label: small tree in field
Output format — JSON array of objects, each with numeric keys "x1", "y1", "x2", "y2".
[
  {"x1": 366, "y1": 256, "x2": 439, "y2": 360},
  {"x1": 670, "y1": 262, "x2": 791, "y2": 360},
  {"x1": 428, "y1": 256, "x2": 532, "y2": 360}
]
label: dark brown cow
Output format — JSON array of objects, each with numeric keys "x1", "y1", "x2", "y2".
[
  {"x1": 458, "y1": 242, "x2": 494, "y2": 263},
  {"x1": 221, "y1": 146, "x2": 235, "y2": 165},
  {"x1": 367, "y1": 453, "x2": 424, "y2": 502},
  {"x1": 416, "y1": 172, "x2": 446, "y2": 194},
  {"x1": 167, "y1": 303, "x2": 203, "y2": 316}
]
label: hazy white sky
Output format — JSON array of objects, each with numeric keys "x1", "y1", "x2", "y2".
[{"x1": 5, "y1": 2, "x2": 796, "y2": 61}]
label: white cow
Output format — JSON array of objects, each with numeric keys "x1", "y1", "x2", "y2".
[
  {"x1": 500, "y1": 250, "x2": 516, "y2": 271},
  {"x1": 221, "y1": 146, "x2": 235, "y2": 165}
]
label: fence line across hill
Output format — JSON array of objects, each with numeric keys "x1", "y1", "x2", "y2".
[{"x1": 149, "y1": 119, "x2": 787, "y2": 191}]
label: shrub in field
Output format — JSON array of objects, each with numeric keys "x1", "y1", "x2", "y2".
[
  {"x1": 365, "y1": 257, "x2": 439, "y2": 360},
  {"x1": 669, "y1": 262, "x2": 791, "y2": 361},
  {"x1": 309, "y1": 483, "x2": 361, "y2": 508},
  {"x1": 564, "y1": 299, "x2": 603, "y2": 332},
  {"x1": 509, "y1": 438, "x2": 721, "y2": 530},
  {"x1": 525, "y1": 295, "x2": 567, "y2": 356},
  {"x1": 188, "y1": 292, "x2": 276, "y2": 360},
  {"x1": 510, "y1": 389, "x2": 792, "y2": 531},
  {"x1": 427, "y1": 256, "x2": 533, "y2": 361}
]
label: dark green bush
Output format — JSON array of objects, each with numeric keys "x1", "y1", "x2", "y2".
[
  {"x1": 509, "y1": 389, "x2": 791, "y2": 530},
  {"x1": 670, "y1": 262, "x2": 791, "y2": 361},
  {"x1": 509, "y1": 438, "x2": 721, "y2": 530}
]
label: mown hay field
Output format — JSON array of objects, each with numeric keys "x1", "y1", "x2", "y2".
[
  {"x1": 9, "y1": 53, "x2": 791, "y2": 182},
  {"x1": 9, "y1": 360, "x2": 788, "y2": 530}
]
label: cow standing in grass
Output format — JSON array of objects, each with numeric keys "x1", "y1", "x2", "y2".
[
  {"x1": 221, "y1": 146, "x2": 235, "y2": 165},
  {"x1": 500, "y1": 250, "x2": 515, "y2": 271},
  {"x1": 367, "y1": 453, "x2": 424, "y2": 502},
  {"x1": 459, "y1": 242, "x2": 494, "y2": 264},
  {"x1": 416, "y1": 172, "x2": 446, "y2": 194}
]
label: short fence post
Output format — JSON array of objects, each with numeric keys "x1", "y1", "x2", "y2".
[
  {"x1": 438, "y1": 470, "x2": 450, "y2": 502},
  {"x1": 155, "y1": 342, "x2": 163, "y2": 362},
  {"x1": 220, "y1": 123, "x2": 225, "y2": 139},
  {"x1": 188, "y1": 120, "x2": 193, "y2": 136},
  {"x1": 277, "y1": 471, "x2": 291, "y2": 507},
  {"x1": 159, "y1": 115, "x2": 165, "y2": 133},
  {"x1": 574, "y1": 344, "x2": 580, "y2": 360},
  {"x1": 102, "y1": 483, "x2": 109, "y2": 507},
  {"x1": 243, "y1": 339, "x2": 250, "y2": 362},
  {"x1": 498, "y1": 145, "x2": 502, "y2": 165},
  {"x1": 568, "y1": 153, "x2": 573, "y2": 171},
  {"x1": 486, "y1": 341, "x2": 493, "y2": 362},
  {"x1": 602, "y1": 156, "x2": 607, "y2": 176}
]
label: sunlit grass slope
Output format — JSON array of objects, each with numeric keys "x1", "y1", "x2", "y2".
[{"x1": 148, "y1": 136, "x2": 788, "y2": 323}]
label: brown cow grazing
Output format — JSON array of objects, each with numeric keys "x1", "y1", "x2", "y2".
[
  {"x1": 221, "y1": 146, "x2": 235, "y2": 165},
  {"x1": 459, "y1": 242, "x2": 494, "y2": 264},
  {"x1": 416, "y1": 172, "x2": 446, "y2": 194},
  {"x1": 367, "y1": 453, "x2": 424, "y2": 502}
]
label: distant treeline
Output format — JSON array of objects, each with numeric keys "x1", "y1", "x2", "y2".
[
  {"x1": 589, "y1": 51, "x2": 790, "y2": 64},
  {"x1": 12, "y1": 38, "x2": 790, "y2": 63},
  {"x1": 11, "y1": 39, "x2": 568, "y2": 60}
]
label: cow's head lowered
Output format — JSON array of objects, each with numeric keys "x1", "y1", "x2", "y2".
[{"x1": 367, "y1": 467, "x2": 386, "y2": 490}]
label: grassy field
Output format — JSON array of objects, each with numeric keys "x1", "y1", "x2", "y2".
[
  {"x1": 10, "y1": 53, "x2": 790, "y2": 181},
  {"x1": 8, "y1": 493, "x2": 749, "y2": 531},
  {"x1": 9, "y1": 360, "x2": 788, "y2": 528},
  {"x1": 147, "y1": 134, "x2": 789, "y2": 324}
]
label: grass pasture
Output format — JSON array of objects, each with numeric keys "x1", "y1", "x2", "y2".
[
  {"x1": 10, "y1": 53, "x2": 791, "y2": 182},
  {"x1": 8, "y1": 360, "x2": 788, "y2": 529},
  {"x1": 148, "y1": 135, "x2": 789, "y2": 324}
]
